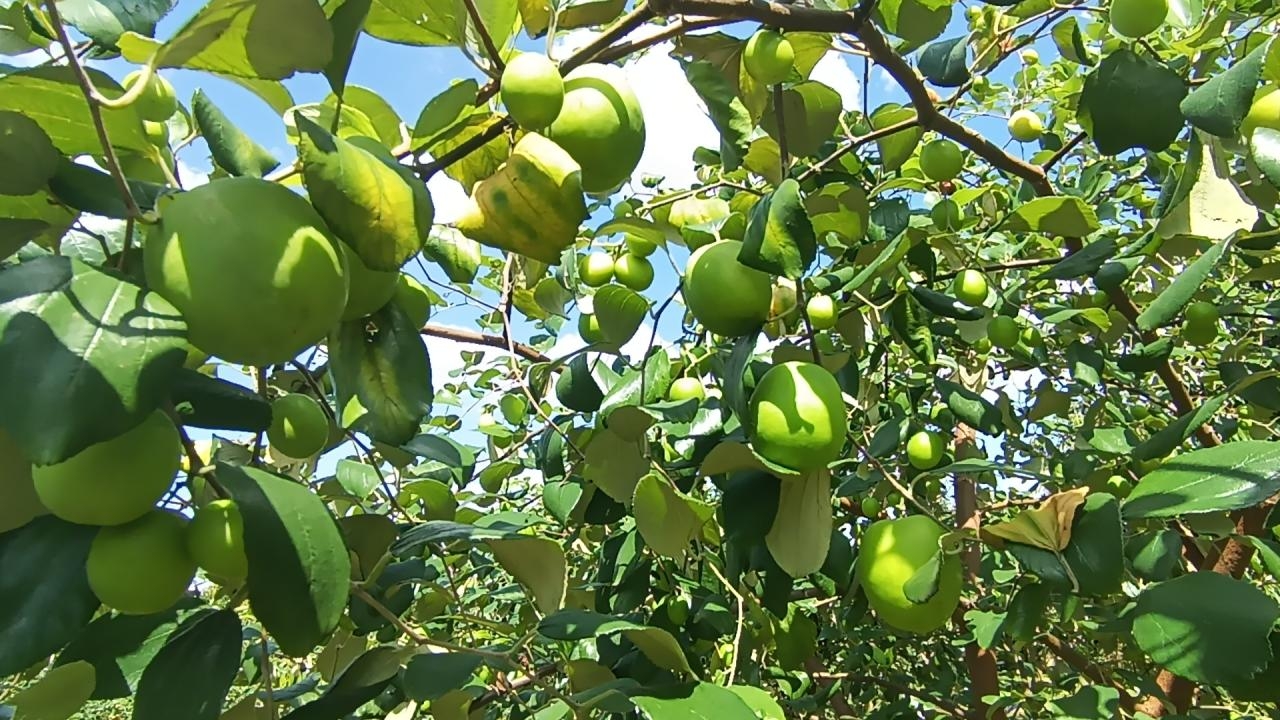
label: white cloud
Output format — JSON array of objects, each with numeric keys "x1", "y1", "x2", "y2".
[
  {"x1": 810, "y1": 51, "x2": 862, "y2": 112},
  {"x1": 621, "y1": 44, "x2": 719, "y2": 188},
  {"x1": 426, "y1": 172, "x2": 469, "y2": 224},
  {"x1": 176, "y1": 158, "x2": 209, "y2": 188}
]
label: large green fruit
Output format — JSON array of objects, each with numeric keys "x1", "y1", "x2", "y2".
[
  {"x1": 579, "y1": 252, "x2": 615, "y2": 287},
  {"x1": 122, "y1": 70, "x2": 177, "y2": 122},
  {"x1": 501, "y1": 53, "x2": 565, "y2": 130},
  {"x1": 952, "y1": 269, "x2": 988, "y2": 306},
  {"x1": 743, "y1": 30, "x2": 795, "y2": 85},
  {"x1": 1243, "y1": 89, "x2": 1280, "y2": 136},
  {"x1": 1109, "y1": 0, "x2": 1167, "y2": 38},
  {"x1": 684, "y1": 240, "x2": 772, "y2": 337},
  {"x1": 905, "y1": 430, "x2": 946, "y2": 470},
  {"x1": 144, "y1": 177, "x2": 348, "y2": 366},
  {"x1": 339, "y1": 242, "x2": 398, "y2": 321},
  {"x1": 919, "y1": 139, "x2": 963, "y2": 181},
  {"x1": 33, "y1": 411, "x2": 180, "y2": 526},
  {"x1": 806, "y1": 294, "x2": 837, "y2": 329},
  {"x1": 393, "y1": 273, "x2": 432, "y2": 328},
  {"x1": 268, "y1": 393, "x2": 329, "y2": 459},
  {"x1": 613, "y1": 253, "x2": 653, "y2": 291},
  {"x1": 547, "y1": 64, "x2": 646, "y2": 194},
  {"x1": 668, "y1": 377, "x2": 706, "y2": 402},
  {"x1": 1008, "y1": 110, "x2": 1044, "y2": 142},
  {"x1": 186, "y1": 499, "x2": 248, "y2": 584},
  {"x1": 857, "y1": 515, "x2": 963, "y2": 634},
  {"x1": 748, "y1": 361, "x2": 848, "y2": 472},
  {"x1": 87, "y1": 510, "x2": 197, "y2": 615}
]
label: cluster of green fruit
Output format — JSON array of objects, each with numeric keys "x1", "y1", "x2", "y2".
[
  {"x1": 27, "y1": 412, "x2": 248, "y2": 614},
  {"x1": 578, "y1": 247, "x2": 654, "y2": 292}
]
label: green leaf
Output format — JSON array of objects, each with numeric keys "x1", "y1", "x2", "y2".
[
  {"x1": 1005, "y1": 196, "x2": 1100, "y2": 238},
  {"x1": 59, "y1": 0, "x2": 170, "y2": 46},
  {"x1": 537, "y1": 610, "x2": 694, "y2": 675},
  {"x1": 1220, "y1": 361, "x2": 1280, "y2": 411},
  {"x1": 9, "y1": 659, "x2": 95, "y2": 720},
  {"x1": 918, "y1": 36, "x2": 969, "y2": 87},
  {"x1": 297, "y1": 116, "x2": 432, "y2": 272},
  {"x1": 46, "y1": 160, "x2": 168, "y2": 218},
  {"x1": 143, "y1": 0, "x2": 333, "y2": 79},
  {"x1": 336, "y1": 459, "x2": 380, "y2": 500},
  {"x1": 739, "y1": 178, "x2": 816, "y2": 280},
  {"x1": 1157, "y1": 131, "x2": 1258, "y2": 239},
  {"x1": 401, "y1": 652, "x2": 482, "y2": 702},
  {"x1": 1078, "y1": 49, "x2": 1187, "y2": 155},
  {"x1": 1125, "y1": 529, "x2": 1182, "y2": 581},
  {"x1": 766, "y1": 470, "x2": 832, "y2": 578},
  {"x1": 192, "y1": 90, "x2": 280, "y2": 178},
  {"x1": 0, "y1": 430, "x2": 42, "y2": 534},
  {"x1": 55, "y1": 601, "x2": 197, "y2": 699},
  {"x1": 1007, "y1": 493, "x2": 1123, "y2": 596},
  {"x1": 283, "y1": 645, "x2": 407, "y2": 719},
  {"x1": 1181, "y1": 39, "x2": 1271, "y2": 137},
  {"x1": 555, "y1": 355, "x2": 604, "y2": 413},
  {"x1": 869, "y1": 103, "x2": 921, "y2": 171},
  {"x1": 1124, "y1": 441, "x2": 1280, "y2": 518},
  {"x1": 1037, "y1": 237, "x2": 1117, "y2": 281},
  {"x1": 0, "y1": 67, "x2": 148, "y2": 156},
  {"x1": 1003, "y1": 582, "x2": 1050, "y2": 642},
  {"x1": 0, "y1": 193, "x2": 78, "y2": 263},
  {"x1": 599, "y1": 349, "x2": 671, "y2": 415},
  {"x1": 426, "y1": 115, "x2": 509, "y2": 191},
  {"x1": 0, "y1": 110, "x2": 58, "y2": 195},
  {"x1": 1117, "y1": 337, "x2": 1172, "y2": 374},
  {"x1": 760, "y1": 81, "x2": 842, "y2": 158},
  {"x1": 903, "y1": 547, "x2": 943, "y2": 604},
  {"x1": 0, "y1": 517, "x2": 98, "y2": 678},
  {"x1": 631, "y1": 683, "x2": 759, "y2": 719},
  {"x1": 0, "y1": 256, "x2": 186, "y2": 465},
  {"x1": 330, "y1": 301, "x2": 434, "y2": 447},
  {"x1": 1133, "y1": 572, "x2": 1280, "y2": 685},
  {"x1": 411, "y1": 79, "x2": 478, "y2": 149},
  {"x1": 1051, "y1": 17, "x2": 1092, "y2": 65},
  {"x1": 936, "y1": 379, "x2": 1003, "y2": 436},
  {"x1": 322, "y1": 0, "x2": 372, "y2": 95},
  {"x1": 322, "y1": 87, "x2": 402, "y2": 148},
  {"x1": 682, "y1": 59, "x2": 751, "y2": 171},
  {"x1": 133, "y1": 609, "x2": 242, "y2": 720},
  {"x1": 876, "y1": 0, "x2": 951, "y2": 45},
  {"x1": 804, "y1": 182, "x2": 869, "y2": 245},
  {"x1": 218, "y1": 464, "x2": 352, "y2": 657},
  {"x1": 632, "y1": 473, "x2": 715, "y2": 561},
  {"x1": 723, "y1": 685, "x2": 785, "y2": 720},
  {"x1": 1131, "y1": 393, "x2": 1227, "y2": 462},
  {"x1": 910, "y1": 285, "x2": 983, "y2": 321},
  {"x1": 423, "y1": 228, "x2": 481, "y2": 284},
  {"x1": 170, "y1": 368, "x2": 272, "y2": 432},
  {"x1": 1135, "y1": 236, "x2": 1230, "y2": 331},
  {"x1": 593, "y1": 284, "x2": 649, "y2": 347},
  {"x1": 1048, "y1": 687, "x2": 1120, "y2": 720},
  {"x1": 889, "y1": 291, "x2": 934, "y2": 366}
]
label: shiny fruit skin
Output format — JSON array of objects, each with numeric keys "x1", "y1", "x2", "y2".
[
  {"x1": 614, "y1": 253, "x2": 654, "y2": 291},
  {"x1": 1185, "y1": 300, "x2": 1219, "y2": 327},
  {"x1": 547, "y1": 64, "x2": 645, "y2": 194},
  {"x1": 144, "y1": 177, "x2": 348, "y2": 366},
  {"x1": 500, "y1": 53, "x2": 565, "y2": 130},
  {"x1": 122, "y1": 70, "x2": 177, "y2": 122},
  {"x1": 857, "y1": 516, "x2": 963, "y2": 634},
  {"x1": 578, "y1": 313, "x2": 606, "y2": 344},
  {"x1": 579, "y1": 252, "x2": 615, "y2": 287},
  {"x1": 988, "y1": 315, "x2": 1021, "y2": 349},
  {"x1": 905, "y1": 430, "x2": 946, "y2": 470},
  {"x1": 143, "y1": 120, "x2": 169, "y2": 147},
  {"x1": 33, "y1": 411, "x2": 179, "y2": 526},
  {"x1": 806, "y1": 294, "x2": 838, "y2": 330},
  {"x1": 393, "y1": 273, "x2": 432, "y2": 328},
  {"x1": 919, "y1": 139, "x2": 964, "y2": 181},
  {"x1": 743, "y1": 30, "x2": 795, "y2": 85},
  {"x1": 1110, "y1": 0, "x2": 1168, "y2": 38},
  {"x1": 668, "y1": 377, "x2": 706, "y2": 402},
  {"x1": 952, "y1": 269, "x2": 988, "y2": 306},
  {"x1": 1021, "y1": 48, "x2": 1040, "y2": 65},
  {"x1": 625, "y1": 234, "x2": 657, "y2": 257},
  {"x1": 684, "y1": 240, "x2": 773, "y2": 337},
  {"x1": 1242, "y1": 89, "x2": 1280, "y2": 137},
  {"x1": 860, "y1": 496, "x2": 882, "y2": 517},
  {"x1": 748, "y1": 361, "x2": 848, "y2": 473},
  {"x1": 1008, "y1": 110, "x2": 1044, "y2": 142},
  {"x1": 87, "y1": 510, "x2": 197, "y2": 615},
  {"x1": 187, "y1": 499, "x2": 248, "y2": 584},
  {"x1": 268, "y1": 393, "x2": 329, "y2": 459},
  {"x1": 339, "y1": 241, "x2": 398, "y2": 321}
]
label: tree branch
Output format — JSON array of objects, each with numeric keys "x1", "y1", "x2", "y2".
[
  {"x1": 1042, "y1": 633, "x2": 1136, "y2": 714},
  {"x1": 561, "y1": 1, "x2": 655, "y2": 73},
  {"x1": 460, "y1": 0, "x2": 505, "y2": 73},
  {"x1": 420, "y1": 323, "x2": 550, "y2": 363}
]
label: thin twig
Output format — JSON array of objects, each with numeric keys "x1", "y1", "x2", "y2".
[
  {"x1": 705, "y1": 559, "x2": 746, "y2": 686},
  {"x1": 461, "y1": 0, "x2": 506, "y2": 74}
]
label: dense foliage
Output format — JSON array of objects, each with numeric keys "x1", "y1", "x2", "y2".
[{"x1": 1, "y1": 0, "x2": 1279, "y2": 718}]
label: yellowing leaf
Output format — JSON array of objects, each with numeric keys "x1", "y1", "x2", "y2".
[
  {"x1": 984, "y1": 487, "x2": 1089, "y2": 551},
  {"x1": 766, "y1": 469, "x2": 833, "y2": 577},
  {"x1": 583, "y1": 427, "x2": 649, "y2": 504},
  {"x1": 632, "y1": 473, "x2": 716, "y2": 561},
  {"x1": 486, "y1": 536, "x2": 567, "y2": 615}
]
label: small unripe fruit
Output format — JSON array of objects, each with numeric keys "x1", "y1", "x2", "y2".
[
  {"x1": 668, "y1": 377, "x2": 706, "y2": 402},
  {"x1": 1008, "y1": 110, "x2": 1044, "y2": 142},
  {"x1": 1242, "y1": 89, "x2": 1280, "y2": 137},
  {"x1": 988, "y1": 315, "x2": 1021, "y2": 349},
  {"x1": 860, "y1": 496, "x2": 882, "y2": 517},
  {"x1": 743, "y1": 30, "x2": 795, "y2": 85},
  {"x1": 187, "y1": 499, "x2": 248, "y2": 584},
  {"x1": 122, "y1": 70, "x2": 177, "y2": 122},
  {"x1": 951, "y1": 269, "x2": 988, "y2": 306},
  {"x1": 579, "y1": 252, "x2": 614, "y2": 287},
  {"x1": 905, "y1": 430, "x2": 946, "y2": 470},
  {"x1": 500, "y1": 53, "x2": 565, "y2": 130},
  {"x1": 613, "y1": 253, "x2": 654, "y2": 291},
  {"x1": 1020, "y1": 48, "x2": 1040, "y2": 65},
  {"x1": 806, "y1": 294, "x2": 838, "y2": 330},
  {"x1": 625, "y1": 234, "x2": 658, "y2": 257},
  {"x1": 268, "y1": 393, "x2": 329, "y2": 459},
  {"x1": 919, "y1": 139, "x2": 964, "y2": 182},
  {"x1": 1110, "y1": 0, "x2": 1168, "y2": 38}
]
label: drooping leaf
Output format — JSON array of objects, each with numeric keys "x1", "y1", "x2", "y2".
[
  {"x1": 632, "y1": 473, "x2": 715, "y2": 561},
  {"x1": 423, "y1": 228, "x2": 482, "y2": 284},
  {"x1": 297, "y1": 115, "x2": 432, "y2": 271},
  {"x1": 739, "y1": 178, "x2": 816, "y2": 279},
  {"x1": 1078, "y1": 49, "x2": 1186, "y2": 155},
  {"x1": 984, "y1": 488, "x2": 1089, "y2": 551},
  {"x1": 910, "y1": 285, "x2": 983, "y2": 320},
  {"x1": 169, "y1": 368, "x2": 272, "y2": 433},
  {"x1": 191, "y1": 90, "x2": 280, "y2": 178},
  {"x1": 682, "y1": 59, "x2": 752, "y2": 170},
  {"x1": 322, "y1": 0, "x2": 372, "y2": 95},
  {"x1": 1050, "y1": 17, "x2": 1092, "y2": 65},
  {"x1": 936, "y1": 378, "x2": 1004, "y2": 436},
  {"x1": 55, "y1": 601, "x2": 198, "y2": 699},
  {"x1": 760, "y1": 81, "x2": 842, "y2": 158},
  {"x1": 330, "y1": 301, "x2": 434, "y2": 447},
  {"x1": 1135, "y1": 236, "x2": 1231, "y2": 331},
  {"x1": 1130, "y1": 393, "x2": 1228, "y2": 462},
  {"x1": 631, "y1": 682, "x2": 760, "y2": 719},
  {"x1": 46, "y1": 160, "x2": 168, "y2": 219},
  {"x1": 8, "y1": 659, "x2": 95, "y2": 720},
  {"x1": 133, "y1": 609, "x2": 242, "y2": 720},
  {"x1": 918, "y1": 35, "x2": 969, "y2": 87},
  {"x1": 284, "y1": 645, "x2": 407, "y2": 719},
  {"x1": 0, "y1": 256, "x2": 186, "y2": 465},
  {"x1": 869, "y1": 103, "x2": 922, "y2": 171},
  {"x1": 1005, "y1": 196, "x2": 1100, "y2": 238},
  {"x1": 537, "y1": 609, "x2": 694, "y2": 675},
  {"x1": 218, "y1": 464, "x2": 352, "y2": 657},
  {"x1": 401, "y1": 652, "x2": 482, "y2": 702},
  {"x1": 1006, "y1": 493, "x2": 1123, "y2": 596},
  {"x1": 1133, "y1": 572, "x2": 1280, "y2": 685},
  {"x1": 1037, "y1": 237, "x2": 1118, "y2": 280},
  {"x1": 594, "y1": 284, "x2": 649, "y2": 347},
  {"x1": 889, "y1": 291, "x2": 934, "y2": 366},
  {"x1": 0, "y1": 110, "x2": 59, "y2": 195},
  {"x1": 555, "y1": 355, "x2": 604, "y2": 413},
  {"x1": 1155, "y1": 132, "x2": 1258, "y2": 240},
  {"x1": 766, "y1": 469, "x2": 832, "y2": 577},
  {"x1": 0, "y1": 516, "x2": 99, "y2": 678},
  {"x1": 1181, "y1": 39, "x2": 1271, "y2": 138},
  {"x1": 1124, "y1": 441, "x2": 1280, "y2": 518}
]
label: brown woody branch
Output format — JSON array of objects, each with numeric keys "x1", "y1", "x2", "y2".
[
  {"x1": 420, "y1": 323, "x2": 550, "y2": 363},
  {"x1": 1043, "y1": 634, "x2": 1136, "y2": 714}
]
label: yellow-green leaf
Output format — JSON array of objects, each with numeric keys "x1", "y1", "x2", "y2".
[{"x1": 984, "y1": 487, "x2": 1089, "y2": 551}]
